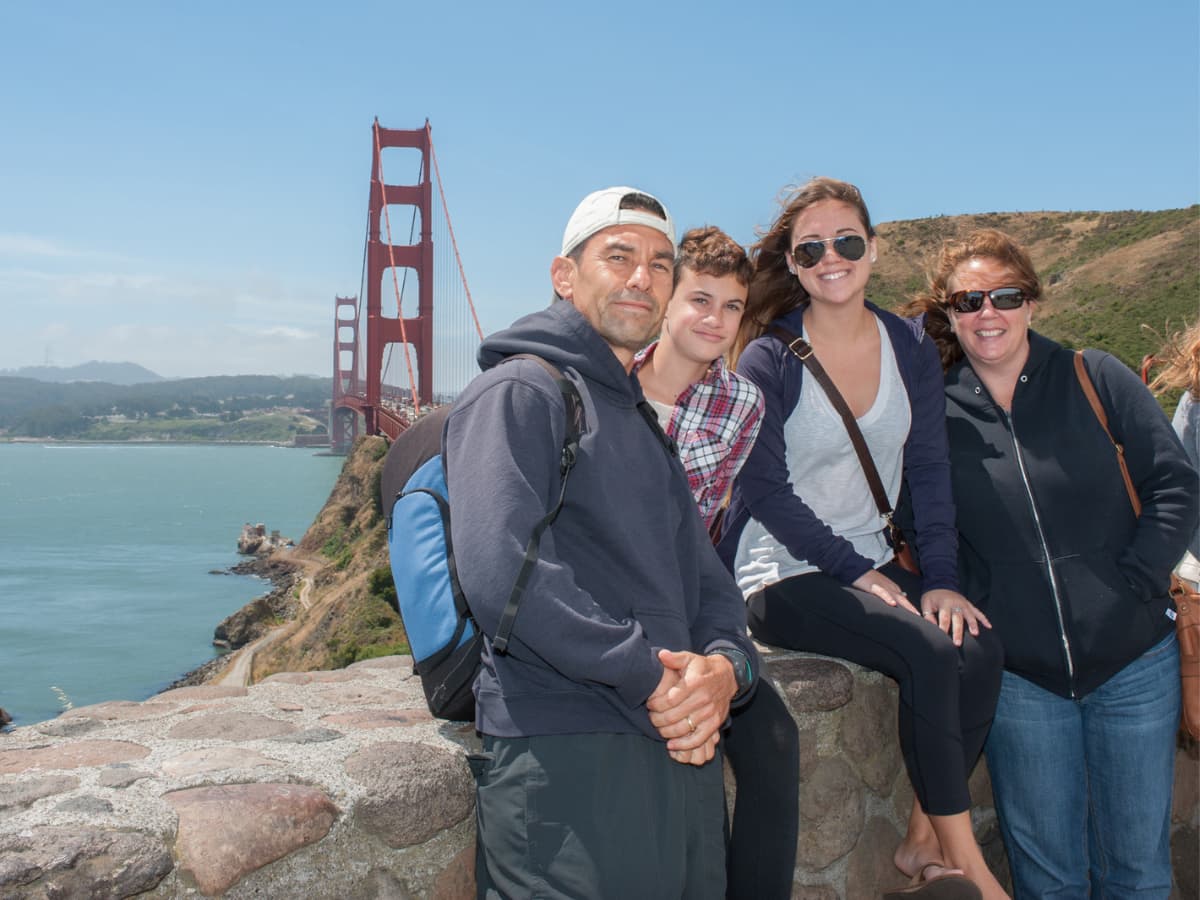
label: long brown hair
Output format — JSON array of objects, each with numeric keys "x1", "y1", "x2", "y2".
[
  {"x1": 1148, "y1": 321, "x2": 1200, "y2": 397},
  {"x1": 733, "y1": 177, "x2": 875, "y2": 364},
  {"x1": 902, "y1": 228, "x2": 1042, "y2": 372}
]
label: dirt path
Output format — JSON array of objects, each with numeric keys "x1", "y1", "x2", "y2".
[{"x1": 216, "y1": 574, "x2": 313, "y2": 687}]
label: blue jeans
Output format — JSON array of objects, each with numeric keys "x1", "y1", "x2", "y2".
[{"x1": 985, "y1": 632, "x2": 1179, "y2": 899}]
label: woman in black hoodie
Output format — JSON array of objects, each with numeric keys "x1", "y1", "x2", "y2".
[{"x1": 906, "y1": 228, "x2": 1196, "y2": 899}]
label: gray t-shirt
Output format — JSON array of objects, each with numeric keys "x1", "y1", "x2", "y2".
[{"x1": 735, "y1": 316, "x2": 912, "y2": 597}]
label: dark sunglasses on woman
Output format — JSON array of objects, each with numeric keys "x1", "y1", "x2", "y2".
[
  {"x1": 791, "y1": 234, "x2": 867, "y2": 268},
  {"x1": 947, "y1": 287, "x2": 1029, "y2": 314}
]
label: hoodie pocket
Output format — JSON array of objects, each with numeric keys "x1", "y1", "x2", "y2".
[{"x1": 1055, "y1": 551, "x2": 1161, "y2": 671}]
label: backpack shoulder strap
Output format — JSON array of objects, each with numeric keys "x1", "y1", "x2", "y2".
[{"x1": 491, "y1": 354, "x2": 586, "y2": 652}]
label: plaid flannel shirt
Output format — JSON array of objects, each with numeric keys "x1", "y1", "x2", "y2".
[{"x1": 634, "y1": 342, "x2": 764, "y2": 529}]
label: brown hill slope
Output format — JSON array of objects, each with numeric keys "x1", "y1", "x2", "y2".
[
  {"x1": 248, "y1": 435, "x2": 407, "y2": 679},
  {"x1": 868, "y1": 205, "x2": 1199, "y2": 369}
]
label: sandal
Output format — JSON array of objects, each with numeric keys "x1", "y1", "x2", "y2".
[{"x1": 881, "y1": 862, "x2": 983, "y2": 900}]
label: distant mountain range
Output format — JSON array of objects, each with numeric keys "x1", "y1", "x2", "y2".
[{"x1": 1, "y1": 361, "x2": 164, "y2": 385}]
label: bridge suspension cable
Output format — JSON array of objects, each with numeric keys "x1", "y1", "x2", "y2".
[{"x1": 431, "y1": 139, "x2": 483, "y2": 342}]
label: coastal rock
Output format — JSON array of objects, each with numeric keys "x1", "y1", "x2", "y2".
[
  {"x1": 211, "y1": 556, "x2": 302, "y2": 650},
  {"x1": 166, "y1": 783, "x2": 338, "y2": 895},
  {"x1": 0, "y1": 826, "x2": 171, "y2": 897},
  {"x1": 214, "y1": 596, "x2": 275, "y2": 649},
  {"x1": 0, "y1": 708, "x2": 10, "y2": 729}
]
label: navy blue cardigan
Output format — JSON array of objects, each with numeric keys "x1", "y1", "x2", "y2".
[{"x1": 717, "y1": 302, "x2": 960, "y2": 594}]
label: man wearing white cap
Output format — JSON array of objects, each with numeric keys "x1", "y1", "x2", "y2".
[{"x1": 445, "y1": 187, "x2": 758, "y2": 898}]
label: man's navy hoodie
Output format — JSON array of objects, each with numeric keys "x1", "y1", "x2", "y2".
[{"x1": 444, "y1": 300, "x2": 758, "y2": 740}]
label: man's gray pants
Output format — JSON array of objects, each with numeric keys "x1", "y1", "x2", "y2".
[{"x1": 470, "y1": 732, "x2": 726, "y2": 899}]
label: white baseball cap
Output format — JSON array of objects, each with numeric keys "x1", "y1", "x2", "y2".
[{"x1": 561, "y1": 186, "x2": 676, "y2": 257}]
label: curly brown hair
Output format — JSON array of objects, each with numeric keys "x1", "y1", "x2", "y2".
[
  {"x1": 901, "y1": 228, "x2": 1042, "y2": 371},
  {"x1": 733, "y1": 177, "x2": 875, "y2": 364},
  {"x1": 674, "y1": 225, "x2": 751, "y2": 289}
]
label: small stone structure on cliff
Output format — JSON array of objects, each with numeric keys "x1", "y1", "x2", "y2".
[
  {"x1": 236, "y1": 523, "x2": 293, "y2": 556},
  {"x1": 2, "y1": 648, "x2": 1196, "y2": 899}
]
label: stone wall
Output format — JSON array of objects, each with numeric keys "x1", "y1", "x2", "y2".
[{"x1": 1, "y1": 651, "x2": 1196, "y2": 899}]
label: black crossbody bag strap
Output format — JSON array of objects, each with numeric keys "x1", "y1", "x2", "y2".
[
  {"x1": 491, "y1": 355, "x2": 584, "y2": 653},
  {"x1": 769, "y1": 325, "x2": 896, "y2": 526}
]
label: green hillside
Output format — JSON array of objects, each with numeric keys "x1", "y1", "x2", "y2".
[{"x1": 868, "y1": 206, "x2": 1199, "y2": 371}]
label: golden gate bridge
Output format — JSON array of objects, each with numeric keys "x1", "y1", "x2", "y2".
[{"x1": 329, "y1": 120, "x2": 483, "y2": 454}]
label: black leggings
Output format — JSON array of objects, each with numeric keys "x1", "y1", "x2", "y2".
[
  {"x1": 723, "y1": 679, "x2": 799, "y2": 900},
  {"x1": 747, "y1": 561, "x2": 1003, "y2": 816}
]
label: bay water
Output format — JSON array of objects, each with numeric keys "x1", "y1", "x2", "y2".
[{"x1": 0, "y1": 443, "x2": 344, "y2": 727}]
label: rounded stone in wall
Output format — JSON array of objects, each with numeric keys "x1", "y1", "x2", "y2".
[
  {"x1": 770, "y1": 657, "x2": 855, "y2": 713},
  {"x1": 346, "y1": 741, "x2": 474, "y2": 848},
  {"x1": 797, "y1": 755, "x2": 864, "y2": 870},
  {"x1": 844, "y1": 815, "x2": 905, "y2": 898},
  {"x1": 837, "y1": 678, "x2": 901, "y2": 793},
  {"x1": 0, "y1": 826, "x2": 172, "y2": 898}
]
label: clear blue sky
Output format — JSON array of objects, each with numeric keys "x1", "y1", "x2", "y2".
[{"x1": 2, "y1": 1, "x2": 1196, "y2": 379}]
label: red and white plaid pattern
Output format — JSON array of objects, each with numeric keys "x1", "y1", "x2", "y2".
[{"x1": 635, "y1": 344, "x2": 764, "y2": 529}]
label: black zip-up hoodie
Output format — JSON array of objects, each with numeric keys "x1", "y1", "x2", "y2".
[
  {"x1": 444, "y1": 300, "x2": 758, "y2": 738},
  {"x1": 945, "y1": 331, "x2": 1197, "y2": 698}
]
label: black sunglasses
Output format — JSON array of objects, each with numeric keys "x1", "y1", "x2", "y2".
[
  {"x1": 791, "y1": 234, "x2": 868, "y2": 269},
  {"x1": 947, "y1": 287, "x2": 1029, "y2": 314}
]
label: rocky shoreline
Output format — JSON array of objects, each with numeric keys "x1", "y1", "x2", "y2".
[
  {"x1": 165, "y1": 554, "x2": 303, "y2": 691},
  {"x1": 0, "y1": 534, "x2": 307, "y2": 736}
]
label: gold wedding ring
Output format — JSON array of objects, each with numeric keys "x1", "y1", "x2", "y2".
[{"x1": 686, "y1": 715, "x2": 697, "y2": 734}]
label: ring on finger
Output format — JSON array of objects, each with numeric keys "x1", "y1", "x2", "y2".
[
  {"x1": 951, "y1": 607, "x2": 963, "y2": 616},
  {"x1": 686, "y1": 715, "x2": 696, "y2": 734}
]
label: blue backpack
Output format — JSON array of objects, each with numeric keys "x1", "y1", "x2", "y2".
[{"x1": 382, "y1": 356, "x2": 585, "y2": 720}]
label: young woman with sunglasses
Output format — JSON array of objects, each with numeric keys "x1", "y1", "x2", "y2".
[
  {"x1": 905, "y1": 229, "x2": 1195, "y2": 898},
  {"x1": 717, "y1": 178, "x2": 1007, "y2": 899}
]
